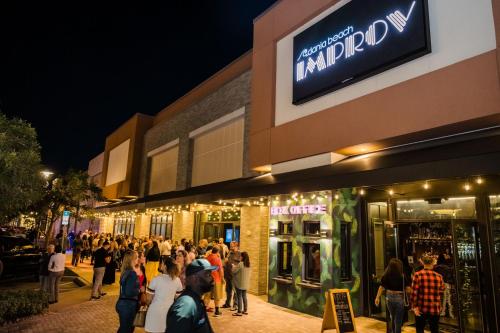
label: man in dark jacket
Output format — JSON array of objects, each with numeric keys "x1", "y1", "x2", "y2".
[
  {"x1": 39, "y1": 244, "x2": 55, "y2": 293},
  {"x1": 167, "y1": 259, "x2": 217, "y2": 333}
]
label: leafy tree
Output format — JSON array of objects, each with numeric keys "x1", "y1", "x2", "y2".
[
  {"x1": 42, "y1": 169, "x2": 103, "y2": 241},
  {"x1": 0, "y1": 112, "x2": 44, "y2": 224}
]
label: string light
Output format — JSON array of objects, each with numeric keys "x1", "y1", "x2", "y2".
[
  {"x1": 423, "y1": 182, "x2": 430, "y2": 190},
  {"x1": 464, "y1": 183, "x2": 471, "y2": 191},
  {"x1": 359, "y1": 189, "x2": 366, "y2": 196},
  {"x1": 388, "y1": 189, "x2": 394, "y2": 196},
  {"x1": 476, "y1": 177, "x2": 484, "y2": 185}
]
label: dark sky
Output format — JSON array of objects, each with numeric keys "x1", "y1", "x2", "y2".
[{"x1": 0, "y1": 1, "x2": 277, "y2": 173}]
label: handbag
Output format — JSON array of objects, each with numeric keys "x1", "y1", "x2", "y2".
[
  {"x1": 133, "y1": 305, "x2": 148, "y2": 327},
  {"x1": 139, "y1": 291, "x2": 147, "y2": 306}
]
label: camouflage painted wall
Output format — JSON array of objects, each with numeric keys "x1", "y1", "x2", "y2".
[{"x1": 268, "y1": 188, "x2": 363, "y2": 317}]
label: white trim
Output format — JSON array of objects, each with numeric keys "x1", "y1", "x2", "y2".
[
  {"x1": 147, "y1": 139, "x2": 180, "y2": 157},
  {"x1": 189, "y1": 107, "x2": 245, "y2": 139},
  {"x1": 271, "y1": 152, "x2": 346, "y2": 175}
]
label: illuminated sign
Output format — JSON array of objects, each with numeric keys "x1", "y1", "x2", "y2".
[
  {"x1": 62, "y1": 210, "x2": 70, "y2": 225},
  {"x1": 271, "y1": 204, "x2": 327, "y2": 216},
  {"x1": 293, "y1": 0, "x2": 431, "y2": 104}
]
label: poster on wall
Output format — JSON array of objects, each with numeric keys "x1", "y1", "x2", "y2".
[{"x1": 293, "y1": 0, "x2": 431, "y2": 105}]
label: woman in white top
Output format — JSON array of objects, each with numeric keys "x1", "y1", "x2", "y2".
[
  {"x1": 47, "y1": 245, "x2": 66, "y2": 304},
  {"x1": 145, "y1": 256, "x2": 183, "y2": 333}
]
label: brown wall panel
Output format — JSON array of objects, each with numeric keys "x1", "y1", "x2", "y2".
[
  {"x1": 250, "y1": 44, "x2": 276, "y2": 134},
  {"x1": 268, "y1": 51, "x2": 500, "y2": 164},
  {"x1": 249, "y1": 129, "x2": 271, "y2": 170}
]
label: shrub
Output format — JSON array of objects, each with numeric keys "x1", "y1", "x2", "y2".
[{"x1": 0, "y1": 289, "x2": 49, "y2": 325}]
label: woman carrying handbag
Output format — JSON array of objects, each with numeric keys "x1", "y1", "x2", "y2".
[
  {"x1": 374, "y1": 258, "x2": 411, "y2": 333},
  {"x1": 116, "y1": 250, "x2": 143, "y2": 333}
]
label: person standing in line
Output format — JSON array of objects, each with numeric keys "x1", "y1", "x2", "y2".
[
  {"x1": 134, "y1": 250, "x2": 147, "y2": 291},
  {"x1": 204, "y1": 246, "x2": 224, "y2": 317},
  {"x1": 47, "y1": 245, "x2": 66, "y2": 304},
  {"x1": 91, "y1": 236, "x2": 100, "y2": 265},
  {"x1": 145, "y1": 256, "x2": 183, "y2": 333},
  {"x1": 81, "y1": 235, "x2": 89, "y2": 263},
  {"x1": 434, "y1": 253, "x2": 454, "y2": 319},
  {"x1": 218, "y1": 238, "x2": 229, "y2": 260},
  {"x1": 145, "y1": 241, "x2": 161, "y2": 284},
  {"x1": 72, "y1": 234, "x2": 83, "y2": 267},
  {"x1": 91, "y1": 240, "x2": 110, "y2": 300},
  {"x1": 411, "y1": 255, "x2": 445, "y2": 333},
  {"x1": 185, "y1": 243, "x2": 196, "y2": 264},
  {"x1": 232, "y1": 251, "x2": 251, "y2": 316},
  {"x1": 225, "y1": 241, "x2": 240, "y2": 310},
  {"x1": 116, "y1": 250, "x2": 143, "y2": 333},
  {"x1": 374, "y1": 258, "x2": 411, "y2": 333},
  {"x1": 160, "y1": 237, "x2": 172, "y2": 258},
  {"x1": 176, "y1": 249, "x2": 188, "y2": 288},
  {"x1": 166, "y1": 259, "x2": 217, "y2": 333},
  {"x1": 39, "y1": 244, "x2": 55, "y2": 293}
]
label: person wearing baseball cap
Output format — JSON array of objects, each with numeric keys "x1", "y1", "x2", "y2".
[{"x1": 166, "y1": 259, "x2": 218, "y2": 332}]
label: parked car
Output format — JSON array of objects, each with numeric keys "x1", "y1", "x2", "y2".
[{"x1": 0, "y1": 236, "x2": 41, "y2": 280}]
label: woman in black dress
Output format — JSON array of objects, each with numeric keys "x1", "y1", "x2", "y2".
[{"x1": 103, "y1": 241, "x2": 117, "y2": 285}]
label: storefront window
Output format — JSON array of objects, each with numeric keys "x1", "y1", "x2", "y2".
[
  {"x1": 489, "y1": 195, "x2": 500, "y2": 321},
  {"x1": 150, "y1": 215, "x2": 173, "y2": 239},
  {"x1": 278, "y1": 241, "x2": 292, "y2": 278},
  {"x1": 278, "y1": 221, "x2": 293, "y2": 235},
  {"x1": 303, "y1": 221, "x2": 320, "y2": 236},
  {"x1": 303, "y1": 243, "x2": 321, "y2": 283},
  {"x1": 114, "y1": 217, "x2": 135, "y2": 236},
  {"x1": 396, "y1": 197, "x2": 476, "y2": 220},
  {"x1": 340, "y1": 222, "x2": 352, "y2": 281}
]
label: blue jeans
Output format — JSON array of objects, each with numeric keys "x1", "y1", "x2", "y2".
[
  {"x1": 235, "y1": 288, "x2": 247, "y2": 313},
  {"x1": 386, "y1": 293, "x2": 404, "y2": 333},
  {"x1": 116, "y1": 299, "x2": 137, "y2": 333}
]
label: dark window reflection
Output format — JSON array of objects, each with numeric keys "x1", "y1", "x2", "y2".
[
  {"x1": 304, "y1": 243, "x2": 321, "y2": 282},
  {"x1": 278, "y1": 241, "x2": 292, "y2": 277}
]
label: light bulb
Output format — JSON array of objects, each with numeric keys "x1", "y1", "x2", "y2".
[
  {"x1": 476, "y1": 177, "x2": 484, "y2": 184},
  {"x1": 359, "y1": 189, "x2": 366, "y2": 196},
  {"x1": 388, "y1": 189, "x2": 394, "y2": 196},
  {"x1": 464, "y1": 183, "x2": 471, "y2": 191},
  {"x1": 423, "y1": 182, "x2": 430, "y2": 190}
]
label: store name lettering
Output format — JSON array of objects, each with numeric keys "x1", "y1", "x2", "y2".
[
  {"x1": 271, "y1": 204, "x2": 327, "y2": 216},
  {"x1": 296, "y1": 1, "x2": 416, "y2": 82}
]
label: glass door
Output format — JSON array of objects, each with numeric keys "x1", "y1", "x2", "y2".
[{"x1": 452, "y1": 221, "x2": 484, "y2": 333}]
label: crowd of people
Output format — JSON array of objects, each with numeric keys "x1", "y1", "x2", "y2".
[
  {"x1": 41, "y1": 231, "x2": 250, "y2": 333},
  {"x1": 114, "y1": 235, "x2": 251, "y2": 333},
  {"x1": 375, "y1": 254, "x2": 449, "y2": 333}
]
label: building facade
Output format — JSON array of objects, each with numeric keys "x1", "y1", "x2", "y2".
[{"x1": 91, "y1": 0, "x2": 500, "y2": 331}]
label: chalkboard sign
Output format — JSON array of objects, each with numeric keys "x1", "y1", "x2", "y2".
[{"x1": 321, "y1": 289, "x2": 357, "y2": 333}]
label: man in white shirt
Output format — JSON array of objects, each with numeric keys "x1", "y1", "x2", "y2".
[
  {"x1": 160, "y1": 238, "x2": 172, "y2": 257},
  {"x1": 47, "y1": 245, "x2": 66, "y2": 304}
]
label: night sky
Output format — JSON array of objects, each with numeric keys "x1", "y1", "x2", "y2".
[{"x1": 0, "y1": 1, "x2": 277, "y2": 173}]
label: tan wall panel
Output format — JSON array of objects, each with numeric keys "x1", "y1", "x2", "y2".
[
  {"x1": 149, "y1": 146, "x2": 179, "y2": 195},
  {"x1": 106, "y1": 139, "x2": 130, "y2": 186},
  {"x1": 191, "y1": 118, "x2": 244, "y2": 187},
  {"x1": 268, "y1": 51, "x2": 500, "y2": 164}
]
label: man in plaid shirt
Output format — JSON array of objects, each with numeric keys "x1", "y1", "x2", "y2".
[{"x1": 411, "y1": 255, "x2": 445, "y2": 333}]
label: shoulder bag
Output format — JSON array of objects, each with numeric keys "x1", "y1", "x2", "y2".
[{"x1": 133, "y1": 305, "x2": 148, "y2": 327}]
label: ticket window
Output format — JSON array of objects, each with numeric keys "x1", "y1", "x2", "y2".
[{"x1": 278, "y1": 241, "x2": 292, "y2": 278}]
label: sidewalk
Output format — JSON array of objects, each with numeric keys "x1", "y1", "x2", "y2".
[{"x1": 0, "y1": 255, "x2": 416, "y2": 332}]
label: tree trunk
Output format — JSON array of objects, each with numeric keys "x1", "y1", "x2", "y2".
[{"x1": 73, "y1": 204, "x2": 80, "y2": 233}]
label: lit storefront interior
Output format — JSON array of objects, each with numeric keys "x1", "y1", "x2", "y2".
[{"x1": 362, "y1": 176, "x2": 500, "y2": 333}]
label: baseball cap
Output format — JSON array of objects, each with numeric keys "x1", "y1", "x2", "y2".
[{"x1": 186, "y1": 259, "x2": 218, "y2": 277}]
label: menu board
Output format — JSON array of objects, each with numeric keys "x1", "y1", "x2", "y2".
[{"x1": 321, "y1": 289, "x2": 357, "y2": 333}]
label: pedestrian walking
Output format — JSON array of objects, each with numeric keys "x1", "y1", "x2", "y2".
[
  {"x1": 116, "y1": 250, "x2": 143, "y2": 333},
  {"x1": 39, "y1": 244, "x2": 55, "y2": 293},
  {"x1": 411, "y1": 255, "x2": 445, "y2": 333},
  {"x1": 374, "y1": 258, "x2": 411, "y2": 333},
  {"x1": 145, "y1": 256, "x2": 183, "y2": 333},
  {"x1": 91, "y1": 240, "x2": 110, "y2": 300},
  {"x1": 47, "y1": 245, "x2": 65, "y2": 304},
  {"x1": 145, "y1": 241, "x2": 161, "y2": 284},
  {"x1": 232, "y1": 251, "x2": 251, "y2": 316},
  {"x1": 166, "y1": 259, "x2": 217, "y2": 333}
]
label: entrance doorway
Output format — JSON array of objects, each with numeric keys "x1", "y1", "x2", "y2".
[{"x1": 367, "y1": 197, "x2": 485, "y2": 333}]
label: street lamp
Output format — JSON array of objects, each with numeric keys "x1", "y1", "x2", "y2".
[{"x1": 40, "y1": 170, "x2": 54, "y2": 179}]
